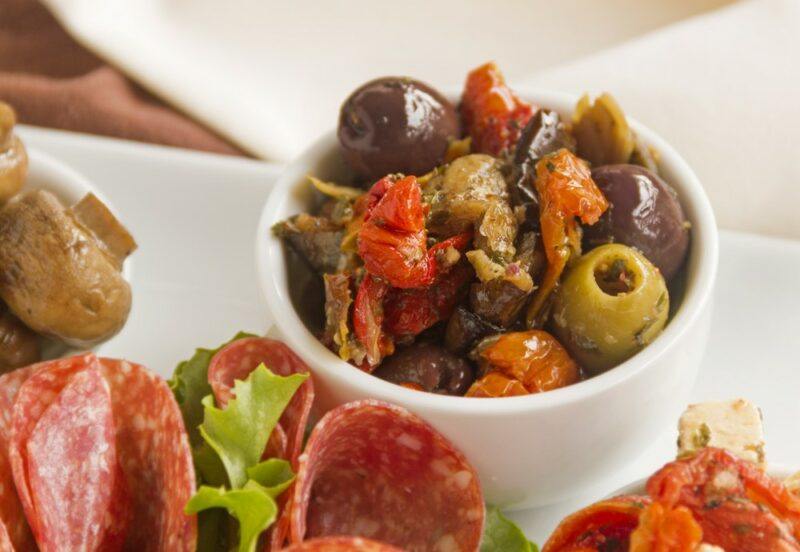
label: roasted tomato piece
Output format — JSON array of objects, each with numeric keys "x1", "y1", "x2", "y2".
[
  {"x1": 646, "y1": 447, "x2": 800, "y2": 549},
  {"x1": 628, "y1": 502, "x2": 702, "y2": 552},
  {"x1": 358, "y1": 175, "x2": 437, "y2": 288},
  {"x1": 465, "y1": 371, "x2": 527, "y2": 398},
  {"x1": 525, "y1": 149, "x2": 609, "y2": 327},
  {"x1": 460, "y1": 62, "x2": 536, "y2": 156},
  {"x1": 476, "y1": 330, "x2": 580, "y2": 393},
  {"x1": 384, "y1": 262, "x2": 473, "y2": 337},
  {"x1": 542, "y1": 495, "x2": 650, "y2": 552},
  {"x1": 353, "y1": 274, "x2": 393, "y2": 369}
]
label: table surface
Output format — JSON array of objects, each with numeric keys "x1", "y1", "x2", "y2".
[{"x1": 19, "y1": 125, "x2": 800, "y2": 544}]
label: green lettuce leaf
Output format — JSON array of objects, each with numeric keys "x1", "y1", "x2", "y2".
[
  {"x1": 199, "y1": 364, "x2": 307, "y2": 489},
  {"x1": 247, "y1": 458, "x2": 295, "y2": 496},
  {"x1": 481, "y1": 506, "x2": 539, "y2": 552},
  {"x1": 186, "y1": 481, "x2": 280, "y2": 552},
  {"x1": 169, "y1": 331, "x2": 255, "y2": 449}
]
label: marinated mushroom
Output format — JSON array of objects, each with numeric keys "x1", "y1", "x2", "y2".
[
  {"x1": 0, "y1": 102, "x2": 28, "y2": 203},
  {"x1": 0, "y1": 190, "x2": 136, "y2": 347},
  {"x1": 0, "y1": 304, "x2": 40, "y2": 373},
  {"x1": 273, "y1": 213, "x2": 345, "y2": 274}
]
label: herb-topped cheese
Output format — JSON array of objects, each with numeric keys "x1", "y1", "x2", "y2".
[{"x1": 677, "y1": 399, "x2": 765, "y2": 467}]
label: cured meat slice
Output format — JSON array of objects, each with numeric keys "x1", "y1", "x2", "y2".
[
  {"x1": 208, "y1": 337, "x2": 315, "y2": 466},
  {"x1": 280, "y1": 536, "x2": 404, "y2": 551},
  {"x1": 288, "y1": 400, "x2": 485, "y2": 552},
  {"x1": 0, "y1": 519, "x2": 13, "y2": 552},
  {"x1": 23, "y1": 366, "x2": 128, "y2": 551},
  {"x1": 0, "y1": 356, "x2": 91, "y2": 551},
  {"x1": 99, "y1": 358, "x2": 197, "y2": 552}
]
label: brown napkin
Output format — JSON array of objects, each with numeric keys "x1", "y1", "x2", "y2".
[{"x1": 0, "y1": 0, "x2": 243, "y2": 155}]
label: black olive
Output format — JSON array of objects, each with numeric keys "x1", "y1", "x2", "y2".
[
  {"x1": 373, "y1": 342, "x2": 474, "y2": 396},
  {"x1": 338, "y1": 77, "x2": 459, "y2": 184},
  {"x1": 584, "y1": 164, "x2": 689, "y2": 280},
  {"x1": 444, "y1": 306, "x2": 502, "y2": 354}
]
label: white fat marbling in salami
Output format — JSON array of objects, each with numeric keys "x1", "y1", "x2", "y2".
[
  {"x1": 280, "y1": 536, "x2": 404, "y2": 551},
  {"x1": 288, "y1": 401, "x2": 485, "y2": 552},
  {"x1": 208, "y1": 337, "x2": 315, "y2": 467},
  {"x1": 99, "y1": 358, "x2": 197, "y2": 552}
]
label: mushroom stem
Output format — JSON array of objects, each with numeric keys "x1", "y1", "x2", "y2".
[{"x1": 70, "y1": 193, "x2": 138, "y2": 268}]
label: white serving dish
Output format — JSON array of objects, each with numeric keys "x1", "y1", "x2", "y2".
[{"x1": 256, "y1": 90, "x2": 719, "y2": 508}]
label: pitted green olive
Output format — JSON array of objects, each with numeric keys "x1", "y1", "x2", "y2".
[{"x1": 552, "y1": 243, "x2": 668, "y2": 374}]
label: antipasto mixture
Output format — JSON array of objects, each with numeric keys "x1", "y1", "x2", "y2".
[{"x1": 275, "y1": 63, "x2": 690, "y2": 397}]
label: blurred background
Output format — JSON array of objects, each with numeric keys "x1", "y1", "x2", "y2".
[{"x1": 1, "y1": 0, "x2": 797, "y2": 236}]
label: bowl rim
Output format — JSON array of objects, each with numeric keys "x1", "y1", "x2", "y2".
[{"x1": 256, "y1": 87, "x2": 719, "y2": 416}]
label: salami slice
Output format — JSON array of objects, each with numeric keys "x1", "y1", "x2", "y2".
[
  {"x1": 280, "y1": 536, "x2": 404, "y2": 551},
  {"x1": 23, "y1": 366, "x2": 128, "y2": 551},
  {"x1": 0, "y1": 518, "x2": 12, "y2": 552},
  {"x1": 99, "y1": 358, "x2": 197, "y2": 552},
  {"x1": 208, "y1": 337, "x2": 315, "y2": 466},
  {"x1": 288, "y1": 400, "x2": 485, "y2": 552},
  {"x1": 0, "y1": 357, "x2": 90, "y2": 551}
]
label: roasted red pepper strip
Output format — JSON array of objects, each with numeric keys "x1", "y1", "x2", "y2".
[
  {"x1": 460, "y1": 62, "x2": 536, "y2": 156},
  {"x1": 628, "y1": 502, "x2": 703, "y2": 552},
  {"x1": 353, "y1": 274, "x2": 393, "y2": 369},
  {"x1": 525, "y1": 149, "x2": 608, "y2": 327},
  {"x1": 384, "y1": 262, "x2": 473, "y2": 337},
  {"x1": 542, "y1": 495, "x2": 650, "y2": 552},
  {"x1": 646, "y1": 447, "x2": 800, "y2": 550},
  {"x1": 358, "y1": 176, "x2": 433, "y2": 288}
]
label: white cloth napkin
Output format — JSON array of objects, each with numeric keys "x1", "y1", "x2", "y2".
[{"x1": 523, "y1": 0, "x2": 800, "y2": 238}]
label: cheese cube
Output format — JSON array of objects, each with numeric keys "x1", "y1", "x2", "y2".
[{"x1": 677, "y1": 399, "x2": 765, "y2": 467}]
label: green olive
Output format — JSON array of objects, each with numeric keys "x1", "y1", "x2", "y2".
[{"x1": 552, "y1": 243, "x2": 668, "y2": 374}]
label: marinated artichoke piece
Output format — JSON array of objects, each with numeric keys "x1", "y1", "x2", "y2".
[
  {"x1": 444, "y1": 305, "x2": 501, "y2": 354},
  {"x1": 465, "y1": 250, "x2": 533, "y2": 292},
  {"x1": 0, "y1": 102, "x2": 27, "y2": 203},
  {"x1": 552, "y1": 243, "x2": 669, "y2": 374},
  {"x1": 426, "y1": 154, "x2": 511, "y2": 238},
  {"x1": 321, "y1": 273, "x2": 354, "y2": 361},
  {"x1": 474, "y1": 201, "x2": 517, "y2": 261},
  {"x1": 273, "y1": 213, "x2": 344, "y2": 274},
  {"x1": 572, "y1": 93, "x2": 635, "y2": 167},
  {"x1": 0, "y1": 304, "x2": 40, "y2": 373},
  {"x1": 0, "y1": 190, "x2": 134, "y2": 347}
]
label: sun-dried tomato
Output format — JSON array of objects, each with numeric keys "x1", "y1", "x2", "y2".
[
  {"x1": 460, "y1": 62, "x2": 536, "y2": 156},
  {"x1": 358, "y1": 176, "x2": 435, "y2": 288},
  {"x1": 628, "y1": 502, "x2": 703, "y2": 552},
  {"x1": 352, "y1": 274, "x2": 393, "y2": 369},
  {"x1": 525, "y1": 149, "x2": 608, "y2": 326},
  {"x1": 476, "y1": 330, "x2": 580, "y2": 394},
  {"x1": 542, "y1": 495, "x2": 650, "y2": 551},
  {"x1": 647, "y1": 447, "x2": 800, "y2": 550},
  {"x1": 465, "y1": 372, "x2": 528, "y2": 398},
  {"x1": 384, "y1": 262, "x2": 473, "y2": 337}
]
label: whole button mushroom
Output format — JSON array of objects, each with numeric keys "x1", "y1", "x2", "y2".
[
  {"x1": 0, "y1": 190, "x2": 136, "y2": 347},
  {"x1": 0, "y1": 102, "x2": 28, "y2": 203},
  {"x1": 338, "y1": 77, "x2": 459, "y2": 184},
  {"x1": 0, "y1": 304, "x2": 40, "y2": 374},
  {"x1": 584, "y1": 164, "x2": 690, "y2": 280},
  {"x1": 373, "y1": 342, "x2": 475, "y2": 396}
]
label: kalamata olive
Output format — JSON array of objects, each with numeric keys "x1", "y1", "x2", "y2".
[
  {"x1": 444, "y1": 306, "x2": 501, "y2": 354},
  {"x1": 338, "y1": 77, "x2": 459, "y2": 184},
  {"x1": 552, "y1": 244, "x2": 669, "y2": 375},
  {"x1": 584, "y1": 164, "x2": 689, "y2": 280},
  {"x1": 373, "y1": 342, "x2": 474, "y2": 396}
]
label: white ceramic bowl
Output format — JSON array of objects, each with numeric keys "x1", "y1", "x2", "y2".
[{"x1": 256, "y1": 89, "x2": 718, "y2": 509}]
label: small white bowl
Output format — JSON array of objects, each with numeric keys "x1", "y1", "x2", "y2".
[{"x1": 256, "y1": 89, "x2": 718, "y2": 509}]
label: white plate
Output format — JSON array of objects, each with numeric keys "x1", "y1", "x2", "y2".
[{"x1": 16, "y1": 125, "x2": 800, "y2": 543}]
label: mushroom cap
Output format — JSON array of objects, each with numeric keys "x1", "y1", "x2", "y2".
[{"x1": 0, "y1": 190, "x2": 132, "y2": 347}]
